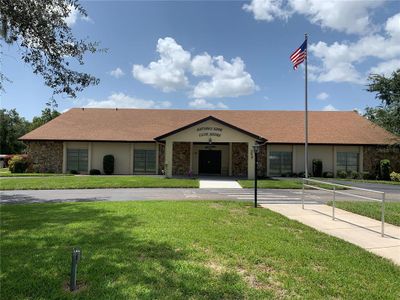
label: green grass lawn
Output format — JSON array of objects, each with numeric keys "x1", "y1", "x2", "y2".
[
  {"x1": 1, "y1": 201, "x2": 399, "y2": 299},
  {"x1": 0, "y1": 176, "x2": 199, "y2": 190},
  {"x1": 328, "y1": 201, "x2": 400, "y2": 226},
  {"x1": 329, "y1": 178, "x2": 400, "y2": 185},
  {"x1": 0, "y1": 168, "x2": 71, "y2": 177},
  {"x1": 238, "y1": 178, "x2": 342, "y2": 190}
]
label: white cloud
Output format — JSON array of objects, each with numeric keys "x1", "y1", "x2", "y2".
[
  {"x1": 242, "y1": 0, "x2": 290, "y2": 22},
  {"x1": 386, "y1": 13, "x2": 400, "y2": 38},
  {"x1": 322, "y1": 104, "x2": 338, "y2": 111},
  {"x1": 243, "y1": 0, "x2": 384, "y2": 34},
  {"x1": 109, "y1": 67, "x2": 125, "y2": 79},
  {"x1": 316, "y1": 92, "x2": 329, "y2": 100},
  {"x1": 132, "y1": 37, "x2": 191, "y2": 92},
  {"x1": 133, "y1": 37, "x2": 257, "y2": 99},
  {"x1": 243, "y1": 2, "x2": 399, "y2": 84},
  {"x1": 64, "y1": 5, "x2": 91, "y2": 27},
  {"x1": 192, "y1": 54, "x2": 258, "y2": 98},
  {"x1": 288, "y1": 0, "x2": 383, "y2": 35},
  {"x1": 309, "y1": 13, "x2": 400, "y2": 84},
  {"x1": 84, "y1": 93, "x2": 172, "y2": 109},
  {"x1": 188, "y1": 99, "x2": 228, "y2": 109},
  {"x1": 369, "y1": 59, "x2": 400, "y2": 77}
]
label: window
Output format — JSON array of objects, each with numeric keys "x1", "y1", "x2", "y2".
[
  {"x1": 67, "y1": 149, "x2": 88, "y2": 172},
  {"x1": 134, "y1": 149, "x2": 156, "y2": 174},
  {"x1": 269, "y1": 151, "x2": 292, "y2": 176},
  {"x1": 337, "y1": 152, "x2": 359, "y2": 172}
]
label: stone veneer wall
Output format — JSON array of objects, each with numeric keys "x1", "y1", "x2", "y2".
[
  {"x1": 172, "y1": 142, "x2": 191, "y2": 176},
  {"x1": 232, "y1": 142, "x2": 248, "y2": 177},
  {"x1": 363, "y1": 145, "x2": 400, "y2": 174},
  {"x1": 158, "y1": 143, "x2": 165, "y2": 175},
  {"x1": 25, "y1": 141, "x2": 63, "y2": 173},
  {"x1": 257, "y1": 144, "x2": 267, "y2": 177}
]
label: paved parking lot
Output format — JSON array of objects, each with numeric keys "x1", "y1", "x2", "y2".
[
  {"x1": 0, "y1": 188, "x2": 310, "y2": 204},
  {"x1": 2, "y1": 187, "x2": 398, "y2": 204}
]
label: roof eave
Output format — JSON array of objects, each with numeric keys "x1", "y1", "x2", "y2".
[{"x1": 154, "y1": 115, "x2": 267, "y2": 142}]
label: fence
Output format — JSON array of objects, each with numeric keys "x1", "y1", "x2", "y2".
[{"x1": 302, "y1": 178, "x2": 386, "y2": 237}]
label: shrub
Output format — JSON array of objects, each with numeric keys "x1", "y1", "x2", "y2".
[
  {"x1": 336, "y1": 170, "x2": 347, "y2": 178},
  {"x1": 70, "y1": 170, "x2": 79, "y2": 174},
  {"x1": 380, "y1": 159, "x2": 391, "y2": 180},
  {"x1": 32, "y1": 164, "x2": 41, "y2": 173},
  {"x1": 361, "y1": 171, "x2": 370, "y2": 180},
  {"x1": 8, "y1": 155, "x2": 30, "y2": 173},
  {"x1": 390, "y1": 171, "x2": 400, "y2": 182},
  {"x1": 322, "y1": 171, "x2": 334, "y2": 178},
  {"x1": 90, "y1": 169, "x2": 101, "y2": 175},
  {"x1": 103, "y1": 155, "x2": 115, "y2": 175},
  {"x1": 298, "y1": 171, "x2": 305, "y2": 178},
  {"x1": 3, "y1": 155, "x2": 14, "y2": 168},
  {"x1": 350, "y1": 171, "x2": 361, "y2": 179},
  {"x1": 312, "y1": 159, "x2": 323, "y2": 177}
]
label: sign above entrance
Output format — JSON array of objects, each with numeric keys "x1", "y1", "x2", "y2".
[{"x1": 197, "y1": 126, "x2": 223, "y2": 138}]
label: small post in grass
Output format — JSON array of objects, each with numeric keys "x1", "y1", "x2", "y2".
[
  {"x1": 301, "y1": 178, "x2": 305, "y2": 209},
  {"x1": 332, "y1": 186, "x2": 336, "y2": 220},
  {"x1": 70, "y1": 248, "x2": 81, "y2": 291},
  {"x1": 252, "y1": 143, "x2": 260, "y2": 208},
  {"x1": 381, "y1": 193, "x2": 385, "y2": 237}
]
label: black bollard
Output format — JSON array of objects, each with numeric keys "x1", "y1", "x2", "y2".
[{"x1": 70, "y1": 248, "x2": 81, "y2": 291}]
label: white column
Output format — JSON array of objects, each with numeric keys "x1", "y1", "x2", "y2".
[
  {"x1": 189, "y1": 142, "x2": 193, "y2": 173},
  {"x1": 247, "y1": 142, "x2": 255, "y2": 180},
  {"x1": 292, "y1": 144, "x2": 296, "y2": 173},
  {"x1": 333, "y1": 145, "x2": 337, "y2": 176},
  {"x1": 165, "y1": 140, "x2": 173, "y2": 178},
  {"x1": 266, "y1": 144, "x2": 270, "y2": 177},
  {"x1": 88, "y1": 142, "x2": 92, "y2": 172},
  {"x1": 155, "y1": 142, "x2": 159, "y2": 175},
  {"x1": 130, "y1": 143, "x2": 134, "y2": 174},
  {"x1": 62, "y1": 142, "x2": 67, "y2": 173},
  {"x1": 228, "y1": 142, "x2": 232, "y2": 176}
]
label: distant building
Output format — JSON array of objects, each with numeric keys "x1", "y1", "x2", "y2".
[{"x1": 20, "y1": 108, "x2": 400, "y2": 179}]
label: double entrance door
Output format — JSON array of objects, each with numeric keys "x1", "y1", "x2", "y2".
[{"x1": 198, "y1": 150, "x2": 221, "y2": 175}]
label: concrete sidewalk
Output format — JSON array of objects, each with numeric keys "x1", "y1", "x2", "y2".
[
  {"x1": 199, "y1": 179, "x2": 242, "y2": 189},
  {"x1": 260, "y1": 203, "x2": 400, "y2": 265}
]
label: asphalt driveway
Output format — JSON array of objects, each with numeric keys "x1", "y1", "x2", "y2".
[{"x1": 1, "y1": 186, "x2": 399, "y2": 204}]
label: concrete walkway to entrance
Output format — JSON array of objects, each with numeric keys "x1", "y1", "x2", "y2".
[
  {"x1": 261, "y1": 203, "x2": 400, "y2": 265},
  {"x1": 199, "y1": 178, "x2": 242, "y2": 189}
]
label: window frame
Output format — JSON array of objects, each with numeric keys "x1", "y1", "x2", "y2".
[
  {"x1": 66, "y1": 149, "x2": 88, "y2": 173},
  {"x1": 134, "y1": 149, "x2": 156, "y2": 174},
  {"x1": 269, "y1": 151, "x2": 293, "y2": 176},
  {"x1": 336, "y1": 152, "x2": 359, "y2": 173}
]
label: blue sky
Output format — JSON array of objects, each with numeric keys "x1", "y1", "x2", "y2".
[{"x1": 2, "y1": 0, "x2": 400, "y2": 120}]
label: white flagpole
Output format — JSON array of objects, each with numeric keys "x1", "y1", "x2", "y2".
[{"x1": 304, "y1": 33, "x2": 309, "y2": 178}]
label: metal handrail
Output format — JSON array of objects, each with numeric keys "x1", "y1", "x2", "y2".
[
  {"x1": 302, "y1": 178, "x2": 386, "y2": 237},
  {"x1": 303, "y1": 178, "x2": 384, "y2": 194}
]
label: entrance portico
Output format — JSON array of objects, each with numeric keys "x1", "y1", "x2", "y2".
[{"x1": 155, "y1": 116, "x2": 266, "y2": 180}]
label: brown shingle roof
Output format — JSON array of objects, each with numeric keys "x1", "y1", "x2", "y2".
[{"x1": 20, "y1": 108, "x2": 399, "y2": 145}]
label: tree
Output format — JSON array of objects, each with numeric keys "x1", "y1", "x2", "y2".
[
  {"x1": 0, "y1": 109, "x2": 30, "y2": 154},
  {"x1": 29, "y1": 99, "x2": 61, "y2": 131},
  {"x1": 365, "y1": 69, "x2": 400, "y2": 136},
  {"x1": 0, "y1": 0, "x2": 101, "y2": 97}
]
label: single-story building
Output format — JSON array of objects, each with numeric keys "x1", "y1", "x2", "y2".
[{"x1": 20, "y1": 108, "x2": 400, "y2": 179}]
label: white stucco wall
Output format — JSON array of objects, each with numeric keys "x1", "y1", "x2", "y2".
[
  {"x1": 266, "y1": 144, "x2": 362, "y2": 176},
  {"x1": 64, "y1": 142, "x2": 157, "y2": 174},
  {"x1": 160, "y1": 119, "x2": 259, "y2": 179},
  {"x1": 91, "y1": 142, "x2": 131, "y2": 174},
  {"x1": 191, "y1": 144, "x2": 230, "y2": 175}
]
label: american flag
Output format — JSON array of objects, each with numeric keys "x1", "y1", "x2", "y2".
[{"x1": 290, "y1": 40, "x2": 307, "y2": 70}]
